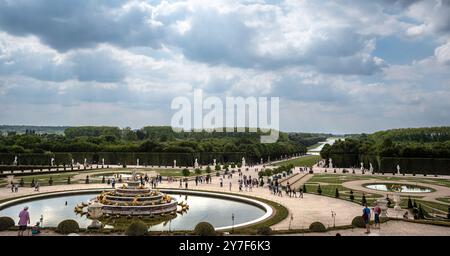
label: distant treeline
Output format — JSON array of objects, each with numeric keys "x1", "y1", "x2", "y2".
[
  {"x1": 0, "y1": 126, "x2": 330, "y2": 165},
  {"x1": 0, "y1": 125, "x2": 69, "y2": 135},
  {"x1": 320, "y1": 127, "x2": 450, "y2": 174}
]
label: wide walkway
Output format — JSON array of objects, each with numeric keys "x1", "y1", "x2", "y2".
[
  {"x1": 297, "y1": 220, "x2": 450, "y2": 236},
  {"x1": 1, "y1": 168, "x2": 362, "y2": 230}
]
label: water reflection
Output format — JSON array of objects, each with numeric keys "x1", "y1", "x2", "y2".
[{"x1": 0, "y1": 193, "x2": 265, "y2": 230}]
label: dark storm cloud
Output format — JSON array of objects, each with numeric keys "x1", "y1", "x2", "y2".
[{"x1": 0, "y1": 0, "x2": 164, "y2": 51}]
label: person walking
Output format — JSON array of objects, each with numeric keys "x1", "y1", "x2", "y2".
[
  {"x1": 18, "y1": 206, "x2": 30, "y2": 236},
  {"x1": 363, "y1": 204, "x2": 371, "y2": 234},
  {"x1": 373, "y1": 204, "x2": 381, "y2": 229}
]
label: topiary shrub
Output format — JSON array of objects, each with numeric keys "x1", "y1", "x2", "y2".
[
  {"x1": 309, "y1": 222, "x2": 326, "y2": 232},
  {"x1": 256, "y1": 226, "x2": 272, "y2": 235},
  {"x1": 125, "y1": 221, "x2": 148, "y2": 236},
  {"x1": 351, "y1": 216, "x2": 365, "y2": 228},
  {"x1": 193, "y1": 222, "x2": 216, "y2": 236},
  {"x1": 0, "y1": 216, "x2": 15, "y2": 231},
  {"x1": 349, "y1": 190, "x2": 354, "y2": 201},
  {"x1": 361, "y1": 193, "x2": 367, "y2": 205},
  {"x1": 303, "y1": 184, "x2": 307, "y2": 193},
  {"x1": 407, "y1": 196, "x2": 413, "y2": 209},
  {"x1": 194, "y1": 168, "x2": 202, "y2": 175},
  {"x1": 57, "y1": 219, "x2": 80, "y2": 234},
  {"x1": 335, "y1": 188, "x2": 339, "y2": 198},
  {"x1": 181, "y1": 168, "x2": 190, "y2": 177},
  {"x1": 205, "y1": 166, "x2": 212, "y2": 174},
  {"x1": 317, "y1": 185, "x2": 322, "y2": 195}
]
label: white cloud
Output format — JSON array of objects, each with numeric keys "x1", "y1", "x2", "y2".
[
  {"x1": 435, "y1": 40, "x2": 450, "y2": 65},
  {"x1": 0, "y1": 0, "x2": 449, "y2": 132}
]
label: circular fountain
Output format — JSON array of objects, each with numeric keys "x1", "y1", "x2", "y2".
[{"x1": 75, "y1": 171, "x2": 187, "y2": 218}]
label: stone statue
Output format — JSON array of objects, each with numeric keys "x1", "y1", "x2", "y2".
[
  {"x1": 137, "y1": 158, "x2": 140, "y2": 167},
  {"x1": 369, "y1": 163, "x2": 374, "y2": 173},
  {"x1": 397, "y1": 164, "x2": 401, "y2": 175},
  {"x1": 84, "y1": 158, "x2": 87, "y2": 166},
  {"x1": 13, "y1": 156, "x2": 18, "y2": 166},
  {"x1": 102, "y1": 158, "x2": 105, "y2": 166},
  {"x1": 71, "y1": 159, "x2": 75, "y2": 166},
  {"x1": 360, "y1": 162, "x2": 364, "y2": 171},
  {"x1": 242, "y1": 157, "x2": 246, "y2": 167},
  {"x1": 261, "y1": 158, "x2": 263, "y2": 165},
  {"x1": 174, "y1": 160, "x2": 177, "y2": 168},
  {"x1": 51, "y1": 158, "x2": 55, "y2": 166},
  {"x1": 213, "y1": 159, "x2": 216, "y2": 166},
  {"x1": 329, "y1": 158, "x2": 333, "y2": 169},
  {"x1": 194, "y1": 158, "x2": 199, "y2": 168}
]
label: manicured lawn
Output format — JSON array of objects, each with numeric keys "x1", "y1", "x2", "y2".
[
  {"x1": 0, "y1": 167, "x2": 213, "y2": 187},
  {"x1": 274, "y1": 155, "x2": 321, "y2": 167},
  {"x1": 152, "y1": 168, "x2": 201, "y2": 177},
  {"x1": 436, "y1": 197, "x2": 450, "y2": 204},
  {"x1": 416, "y1": 200, "x2": 449, "y2": 214}
]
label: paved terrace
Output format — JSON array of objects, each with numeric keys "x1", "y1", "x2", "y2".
[{"x1": 1, "y1": 160, "x2": 450, "y2": 235}]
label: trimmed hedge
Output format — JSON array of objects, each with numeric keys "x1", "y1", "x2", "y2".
[
  {"x1": 125, "y1": 221, "x2": 148, "y2": 236},
  {"x1": 57, "y1": 219, "x2": 80, "y2": 234},
  {"x1": 351, "y1": 216, "x2": 365, "y2": 228},
  {"x1": 0, "y1": 216, "x2": 15, "y2": 231},
  {"x1": 309, "y1": 222, "x2": 327, "y2": 232},
  {"x1": 256, "y1": 226, "x2": 272, "y2": 235},
  {"x1": 194, "y1": 222, "x2": 216, "y2": 236}
]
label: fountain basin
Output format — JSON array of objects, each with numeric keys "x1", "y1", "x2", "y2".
[
  {"x1": 0, "y1": 189, "x2": 272, "y2": 231},
  {"x1": 364, "y1": 183, "x2": 433, "y2": 193}
]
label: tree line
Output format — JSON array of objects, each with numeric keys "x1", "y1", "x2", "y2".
[{"x1": 0, "y1": 126, "x2": 328, "y2": 163}]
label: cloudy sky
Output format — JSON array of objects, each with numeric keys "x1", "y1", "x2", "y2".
[{"x1": 0, "y1": 0, "x2": 449, "y2": 134}]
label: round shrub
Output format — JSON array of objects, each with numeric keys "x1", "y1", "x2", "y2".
[
  {"x1": 309, "y1": 222, "x2": 327, "y2": 232},
  {"x1": 0, "y1": 217, "x2": 15, "y2": 231},
  {"x1": 351, "y1": 216, "x2": 365, "y2": 228},
  {"x1": 181, "y1": 168, "x2": 190, "y2": 177},
  {"x1": 57, "y1": 219, "x2": 80, "y2": 234},
  {"x1": 194, "y1": 222, "x2": 216, "y2": 236},
  {"x1": 256, "y1": 226, "x2": 272, "y2": 235},
  {"x1": 125, "y1": 221, "x2": 148, "y2": 236}
]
